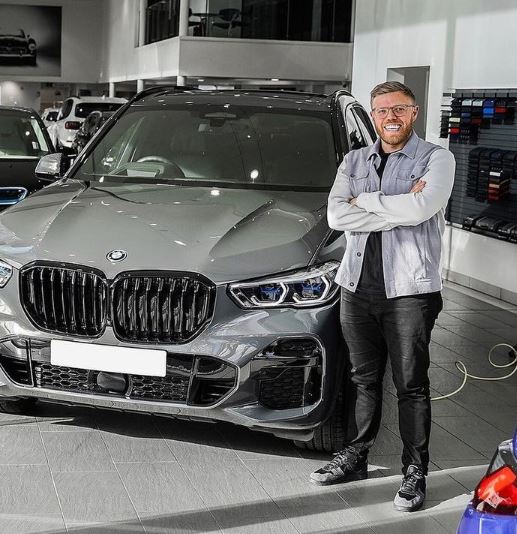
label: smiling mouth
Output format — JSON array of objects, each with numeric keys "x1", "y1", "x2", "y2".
[{"x1": 384, "y1": 123, "x2": 402, "y2": 132}]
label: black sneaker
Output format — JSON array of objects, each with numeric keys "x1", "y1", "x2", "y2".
[
  {"x1": 310, "y1": 446, "x2": 368, "y2": 486},
  {"x1": 393, "y1": 464, "x2": 426, "y2": 512}
]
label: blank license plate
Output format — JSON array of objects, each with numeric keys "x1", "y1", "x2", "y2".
[{"x1": 50, "y1": 340, "x2": 166, "y2": 377}]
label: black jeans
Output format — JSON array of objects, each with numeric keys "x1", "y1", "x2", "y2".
[{"x1": 339, "y1": 288, "x2": 443, "y2": 474}]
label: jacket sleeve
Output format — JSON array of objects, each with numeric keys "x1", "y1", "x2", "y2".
[
  {"x1": 327, "y1": 154, "x2": 395, "y2": 233},
  {"x1": 354, "y1": 149, "x2": 456, "y2": 227}
]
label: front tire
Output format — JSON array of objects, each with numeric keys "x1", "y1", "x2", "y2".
[
  {"x1": 0, "y1": 397, "x2": 37, "y2": 414},
  {"x1": 294, "y1": 388, "x2": 346, "y2": 453}
]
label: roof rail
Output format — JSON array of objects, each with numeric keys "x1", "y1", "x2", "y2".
[
  {"x1": 128, "y1": 85, "x2": 201, "y2": 104},
  {"x1": 224, "y1": 88, "x2": 329, "y2": 98},
  {"x1": 127, "y1": 85, "x2": 332, "y2": 102}
]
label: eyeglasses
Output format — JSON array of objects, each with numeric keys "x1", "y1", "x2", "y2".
[{"x1": 371, "y1": 104, "x2": 417, "y2": 119}]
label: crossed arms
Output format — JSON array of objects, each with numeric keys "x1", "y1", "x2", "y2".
[{"x1": 327, "y1": 149, "x2": 456, "y2": 232}]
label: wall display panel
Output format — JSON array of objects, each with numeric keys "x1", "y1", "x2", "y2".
[
  {"x1": 0, "y1": 4, "x2": 61, "y2": 76},
  {"x1": 440, "y1": 89, "x2": 517, "y2": 244}
]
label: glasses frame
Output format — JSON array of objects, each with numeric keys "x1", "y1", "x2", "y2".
[{"x1": 371, "y1": 104, "x2": 418, "y2": 119}]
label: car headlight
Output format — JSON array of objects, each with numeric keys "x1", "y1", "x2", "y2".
[
  {"x1": 28, "y1": 43, "x2": 36, "y2": 51},
  {"x1": 228, "y1": 261, "x2": 340, "y2": 309},
  {"x1": 0, "y1": 260, "x2": 13, "y2": 288}
]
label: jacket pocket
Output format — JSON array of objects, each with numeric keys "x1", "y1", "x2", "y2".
[
  {"x1": 349, "y1": 166, "x2": 370, "y2": 197},
  {"x1": 398, "y1": 164, "x2": 428, "y2": 181},
  {"x1": 393, "y1": 164, "x2": 428, "y2": 194}
]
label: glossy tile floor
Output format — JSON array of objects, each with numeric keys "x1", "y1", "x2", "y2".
[{"x1": 0, "y1": 282, "x2": 516, "y2": 533}]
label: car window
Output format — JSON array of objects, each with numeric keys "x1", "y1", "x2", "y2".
[
  {"x1": 59, "y1": 100, "x2": 73, "y2": 120},
  {"x1": 352, "y1": 106, "x2": 376, "y2": 144},
  {"x1": 47, "y1": 111, "x2": 58, "y2": 122},
  {"x1": 84, "y1": 117, "x2": 142, "y2": 174},
  {"x1": 75, "y1": 103, "x2": 124, "y2": 119},
  {"x1": 76, "y1": 105, "x2": 337, "y2": 191},
  {"x1": 344, "y1": 107, "x2": 367, "y2": 150},
  {"x1": 0, "y1": 112, "x2": 51, "y2": 159}
]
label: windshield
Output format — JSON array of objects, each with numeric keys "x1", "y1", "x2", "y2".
[
  {"x1": 74, "y1": 104, "x2": 338, "y2": 191},
  {"x1": 75, "y1": 103, "x2": 124, "y2": 119},
  {"x1": 46, "y1": 111, "x2": 58, "y2": 121},
  {"x1": 0, "y1": 111, "x2": 51, "y2": 159}
]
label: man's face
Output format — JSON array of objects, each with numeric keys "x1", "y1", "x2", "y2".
[{"x1": 370, "y1": 91, "x2": 418, "y2": 150}]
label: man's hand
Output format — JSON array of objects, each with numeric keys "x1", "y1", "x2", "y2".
[
  {"x1": 410, "y1": 179, "x2": 426, "y2": 193},
  {"x1": 349, "y1": 197, "x2": 358, "y2": 206}
]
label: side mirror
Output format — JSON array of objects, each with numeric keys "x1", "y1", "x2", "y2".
[{"x1": 35, "y1": 153, "x2": 65, "y2": 180}]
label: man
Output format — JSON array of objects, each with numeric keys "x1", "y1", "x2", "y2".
[{"x1": 310, "y1": 81, "x2": 455, "y2": 512}]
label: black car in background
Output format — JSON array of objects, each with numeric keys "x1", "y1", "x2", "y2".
[
  {"x1": 0, "y1": 29, "x2": 37, "y2": 65},
  {"x1": 71, "y1": 110, "x2": 115, "y2": 153},
  {"x1": 0, "y1": 107, "x2": 54, "y2": 209}
]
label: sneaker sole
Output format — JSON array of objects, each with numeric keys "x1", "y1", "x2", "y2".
[
  {"x1": 393, "y1": 501, "x2": 424, "y2": 513},
  {"x1": 310, "y1": 470, "x2": 368, "y2": 486}
]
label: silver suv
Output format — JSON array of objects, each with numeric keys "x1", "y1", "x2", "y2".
[{"x1": 0, "y1": 88, "x2": 376, "y2": 451}]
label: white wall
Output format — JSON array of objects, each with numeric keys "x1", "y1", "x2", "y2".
[
  {"x1": 178, "y1": 37, "x2": 352, "y2": 81},
  {"x1": 352, "y1": 0, "x2": 517, "y2": 296},
  {"x1": 0, "y1": 82, "x2": 40, "y2": 109},
  {"x1": 0, "y1": 0, "x2": 103, "y2": 84}
]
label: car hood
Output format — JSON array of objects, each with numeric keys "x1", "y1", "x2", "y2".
[
  {"x1": 0, "y1": 179, "x2": 330, "y2": 283},
  {"x1": 0, "y1": 36, "x2": 27, "y2": 45}
]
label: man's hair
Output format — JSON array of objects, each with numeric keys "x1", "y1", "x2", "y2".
[{"x1": 370, "y1": 81, "x2": 416, "y2": 107}]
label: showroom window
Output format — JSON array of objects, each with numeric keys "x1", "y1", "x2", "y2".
[
  {"x1": 146, "y1": 0, "x2": 181, "y2": 43},
  {"x1": 188, "y1": 0, "x2": 353, "y2": 42}
]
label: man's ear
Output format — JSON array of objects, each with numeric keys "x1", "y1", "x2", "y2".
[{"x1": 412, "y1": 105, "x2": 420, "y2": 121}]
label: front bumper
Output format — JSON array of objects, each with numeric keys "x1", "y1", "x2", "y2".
[
  {"x1": 457, "y1": 504, "x2": 517, "y2": 534},
  {"x1": 0, "y1": 283, "x2": 342, "y2": 441},
  {"x1": 0, "y1": 50, "x2": 35, "y2": 60}
]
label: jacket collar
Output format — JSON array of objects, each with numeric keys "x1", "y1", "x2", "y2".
[{"x1": 366, "y1": 130, "x2": 419, "y2": 161}]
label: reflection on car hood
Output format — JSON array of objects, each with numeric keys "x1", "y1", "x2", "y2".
[{"x1": 0, "y1": 179, "x2": 330, "y2": 283}]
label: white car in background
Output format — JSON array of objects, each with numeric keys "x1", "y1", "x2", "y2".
[
  {"x1": 40, "y1": 107, "x2": 60, "y2": 129},
  {"x1": 49, "y1": 96, "x2": 127, "y2": 150}
]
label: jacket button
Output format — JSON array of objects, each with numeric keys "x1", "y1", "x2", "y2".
[
  {"x1": 350, "y1": 173, "x2": 355, "y2": 178},
  {"x1": 356, "y1": 252, "x2": 361, "y2": 257},
  {"x1": 411, "y1": 174, "x2": 415, "y2": 178},
  {"x1": 349, "y1": 282, "x2": 355, "y2": 287}
]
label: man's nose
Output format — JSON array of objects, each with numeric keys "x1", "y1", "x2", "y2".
[{"x1": 385, "y1": 108, "x2": 398, "y2": 118}]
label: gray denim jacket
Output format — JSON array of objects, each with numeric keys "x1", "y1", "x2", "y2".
[{"x1": 327, "y1": 131, "x2": 456, "y2": 298}]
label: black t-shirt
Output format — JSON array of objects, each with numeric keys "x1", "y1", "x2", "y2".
[{"x1": 356, "y1": 148, "x2": 390, "y2": 295}]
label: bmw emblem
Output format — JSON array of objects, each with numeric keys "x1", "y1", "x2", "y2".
[{"x1": 107, "y1": 250, "x2": 127, "y2": 262}]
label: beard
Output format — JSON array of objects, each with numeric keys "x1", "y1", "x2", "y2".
[{"x1": 375, "y1": 120, "x2": 413, "y2": 147}]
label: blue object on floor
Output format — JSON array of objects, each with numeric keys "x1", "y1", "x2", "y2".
[
  {"x1": 457, "y1": 427, "x2": 517, "y2": 534},
  {"x1": 457, "y1": 504, "x2": 517, "y2": 534}
]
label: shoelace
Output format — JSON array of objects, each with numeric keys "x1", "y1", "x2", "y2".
[
  {"x1": 399, "y1": 470, "x2": 423, "y2": 495},
  {"x1": 324, "y1": 446, "x2": 360, "y2": 471}
]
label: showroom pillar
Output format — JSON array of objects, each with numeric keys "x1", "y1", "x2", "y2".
[
  {"x1": 137, "y1": 79, "x2": 145, "y2": 92},
  {"x1": 109, "y1": 82, "x2": 115, "y2": 97},
  {"x1": 139, "y1": 0, "x2": 146, "y2": 46},
  {"x1": 177, "y1": 0, "x2": 189, "y2": 87},
  {"x1": 179, "y1": 0, "x2": 189, "y2": 37}
]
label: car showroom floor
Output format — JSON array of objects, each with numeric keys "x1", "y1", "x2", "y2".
[{"x1": 0, "y1": 282, "x2": 515, "y2": 534}]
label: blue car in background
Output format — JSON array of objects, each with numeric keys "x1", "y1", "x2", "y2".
[{"x1": 458, "y1": 428, "x2": 517, "y2": 534}]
